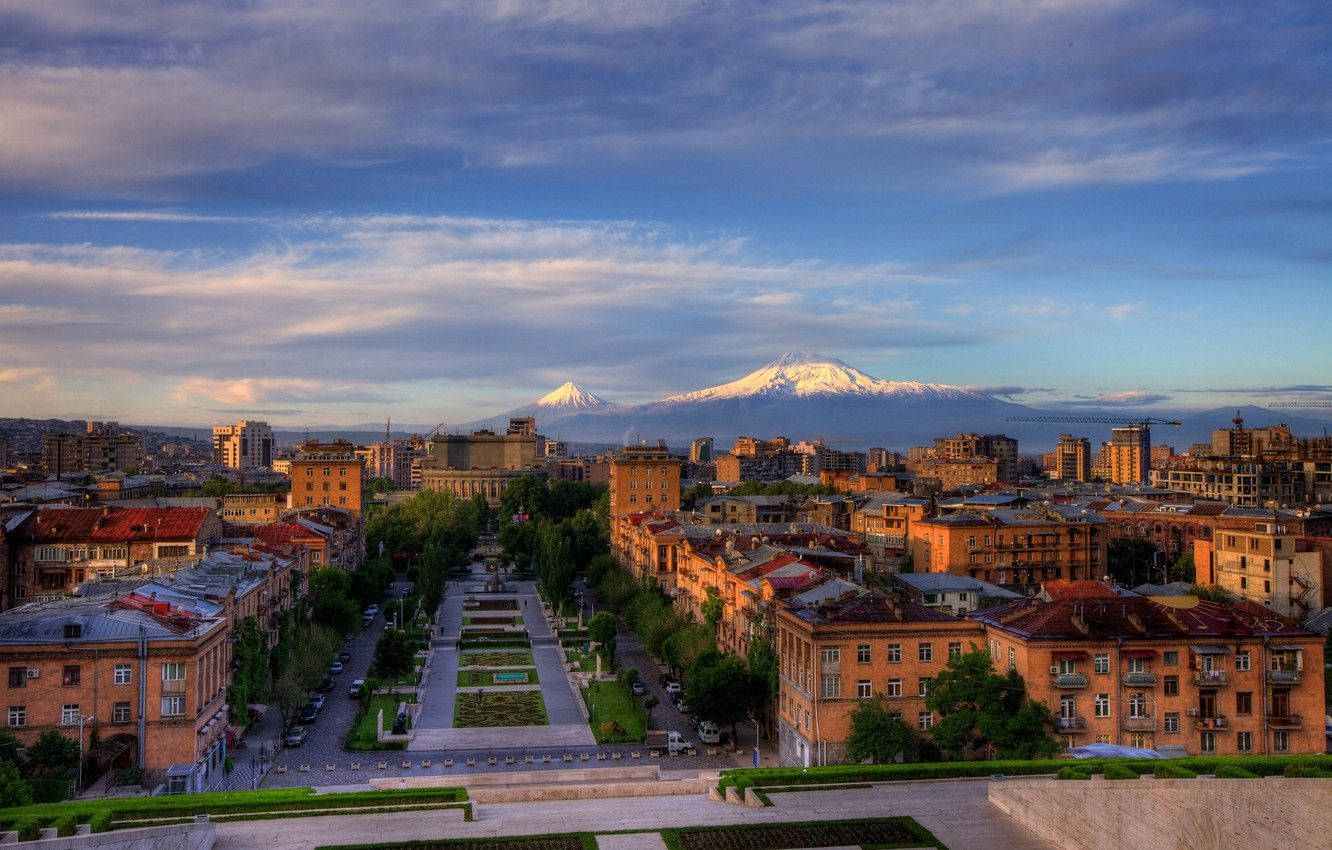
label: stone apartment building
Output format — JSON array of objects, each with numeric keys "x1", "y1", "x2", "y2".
[
  {"x1": 4, "y1": 507, "x2": 223, "y2": 609},
  {"x1": 42, "y1": 422, "x2": 144, "y2": 476},
  {"x1": 913, "y1": 457, "x2": 1000, "y2": 491},
  {"x1": 608, "y1": 443, "x2": 681, "y2": 519},
  {"x1": 211, "y1": 420, "x2": 275, "y2": 470},
  {"x1": 287, "y1": 440, "x2": 365, "y2": 517},
  {"x1": 909, "y1": 506, "x2": 1106, "y2": 589},
  {"x1": 220, "y1": 492, "x2": 285, "y2": 525},
  {"x1": 974, "y1": 585, "x2": 1326, "y2": 756},
  {"x1": 849, "y1": 495, "x2": 932, "y2": 562},
  {"x1": 1194, "y1": 523, "x2": 1322, "y2": 621},
  {"x1": 930, "y1": 433, "x2": 1019, "y2": 484}
]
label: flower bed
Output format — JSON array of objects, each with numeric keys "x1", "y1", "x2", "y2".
[
  {"x1": 468, "y1": 600, "x2": 519, "y2": 611},
  {"x1": 453, "y1": 690, "x2": 547, "y2": 727},
  {"x1": 662, "y1": 817, "x2": 941, "y2": 850},
  {"x1": 464, "y1": 616, "x2": 521, "y2": 626},
  {"x1": 462, "y1": 651, "x2": 533, "y2": 667}
]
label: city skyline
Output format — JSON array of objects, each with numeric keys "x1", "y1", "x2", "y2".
[{"x1": 2, "y1": 1, "x2": 1330, "y2": 426}]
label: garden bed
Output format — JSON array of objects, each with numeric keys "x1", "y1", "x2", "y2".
[
  {"x1": 466, "y1": 600, "x2": 519, "y2": 611},
  {"x1": 462, "y1": 651, "x2": 533, "y2": 667},
  {"x1": 464, "y1": 616, "x2": 521, "y2": 626},
  {"x1": 457, "y1": 669, "x2": 539, "y2": 687},
  {"x1": 583, "y1": 679, "x2": 644, "y2": 743},
  {"x1": 662, "y1": 817, "x2": 942, "y2": 850},
  {"x1": 459, "y1": 638, "x2": 531, "y2": 650},
  {"x1": 453, "y1": 690, "x2": 548, "y2": 727},
  {"x1": 318, "y1": 833, "x2": 595, "y2": 850},
  {"x1": 564, "y1": 647, "x2": 607, "y2": 673}
]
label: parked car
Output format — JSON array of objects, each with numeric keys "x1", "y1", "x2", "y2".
[
  {"x1": 328, "y1": 661, "x2": 344, "y2": 675},
  {"x1": 307, "y1": 693, "x2": 326, "y2": 712},
  {"x1": 338, "y1": 650, "x2": 353, "y2": 663},
  {"x1": 630, "y1": 680, "x2": 646, "y2": 697},
  {"x1": 664, "y1": 681, "x2": 681, "y2": 698},
  {"x1": 318, "y1": 676, "x2": 334, "y2": 693},
  {"x1": 349, "y1": 678, "x2": 365, "y2": 698},
  {"x1": 697, "y1": 721, "x2": 721, "y2": 744},
  {"x1": 676, "y1": 699, "x2": 691, "y2": 716},
  {"x1": 298, "y1": 705, "x2": 318, "y2": 724},
  {"x1": 284, "y1": 726, "x2": 307, "y2": 747}
]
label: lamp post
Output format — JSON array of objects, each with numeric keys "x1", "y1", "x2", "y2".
[{"x1": 76, "y1": 714, "x2": 96, "y2": 795}]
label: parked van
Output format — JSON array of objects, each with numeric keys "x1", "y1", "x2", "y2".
[
  {"x1": 697, "y1": 721, "x2": 721, "y2": 744},
  {"x1": 349, "y1": 678, "x2": 365, "y2": 698}
]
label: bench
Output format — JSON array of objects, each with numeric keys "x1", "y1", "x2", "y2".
[
  {"x1": 421, "y1": 760, "x2": 431, "y2": 769},
  {"x1": 524, "y1": 755, "x2": 533, "y2": 764},
  {"x1": 325, "y1": 764, "x2": 336, "y2": 772},
  {"x1": 596, "y1": 752, "x2": 606, "y2": 760},
  {"x1": 488, "y1": 756, "x2": 497, "y2": 765},
  {"x1": 402, "y1": 760, "x2": 412, "y2": 769},
  {"x1": 630, "y1": 751, "x2": 640, "y2": 759},
  {"x1": 299, "y1": 764, "x2": 310, "y2": 772},
  {"x1": 707, "y1": 747, "x2": 718, "y2": 756},
  {"x1": 444, "y1": 758, "x2": 453, "y2": 768},
  {"x1": 505, "y1": 755, "x2": 515, "y2": 764},
  {"x1": 611, "y1": 752, "x2": 621, "y2": 760},
  {"x1": 466, "y1": 758, "x2": 475, "y2": 767},
  {"x1": 350, "y1": 762, "x2": 361, "y2": 771},
  {"x1": 377, "y1": 762, "x2": 388, "y2": 770},
  {"x1": 542, "y1": 754, "x2": 551, "y2": 763},
  {"x1": 562, "y1": 753, "x2": 572, "y2": 762},
  {"x1": 579, "y1": 753, "x2": 589, "y2": 761},
  {"x1": 276, "y1": 765, "x2": 288, "y2": 773},
  {"x1": 686, "y1": 749, "x2": 697, "y2": 756}
]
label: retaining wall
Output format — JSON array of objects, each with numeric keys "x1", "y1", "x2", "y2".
[{"x1": 10, "y1": 821, "x2": 213, "y2": 850}]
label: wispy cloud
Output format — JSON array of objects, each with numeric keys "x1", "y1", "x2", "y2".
[{"x1": 1060, "y1": 390, "x2": 1174, "y2": 407}]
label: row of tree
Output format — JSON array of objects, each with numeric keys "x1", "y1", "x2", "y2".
[
  {"x1": 498, "y1": 477, "x2": 609, "y2": 606},
  {"x1": 0, "y1": 729, "x2": 81, "y2": 806}
]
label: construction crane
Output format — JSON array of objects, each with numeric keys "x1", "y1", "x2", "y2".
[{"x1": 1003, "y1": 415, "x2": 1182, "y2": 428}]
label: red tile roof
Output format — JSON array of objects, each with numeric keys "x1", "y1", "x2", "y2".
[
  {"x1": 250, "y1": 522, "x2": 322, "y2": 547},
  {"x1": 17, "y1": 507, "x2": 211, "y2": 544},
  {"x1": 974, "y1": 595, "x2": 1311, "y2": 640},
  {"x1": 1042, "y1": 580, "x2": 1119, "y2": 601}
]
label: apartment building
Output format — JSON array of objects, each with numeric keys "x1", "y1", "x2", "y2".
[
  {"x1": 696, "y1": 495, "x2": 796, "y2": 525},
  {"x1": 776, "y1": 590, "x2": 983, "y2": 766},
  {"x1": 909, "y1": 506, "x2": 1106, "y2": 589},
  {"x1": 1055, "y1": 434, "x2": 1092, "y2": 482},
  {"x1": 914, "y1": 457, "x2": 999, "y2": 491},
  {"x1": 287, "y1": 440, "x2": 365, "y2": 517},
  {"x1": 1093, "y1": 499, "x2": 1332, "y2": 562},
  {"x1": 689, "y1": 437, "x2": 714, "y2": 464},
  {"x1": 608, "y1": 443, "x2": 680, "y2": 519},
  {"x1": 931, "y1": 433, "x2": 1019, "y2": 484},
  {"x1": 973, "y1": 589, "x2": 1326, "y2": 755},
  {"x1": 220, "y1": 492, "x2": 285, "y2": 525},
  {"x1": 5, "y1": 507, "x2": 223, "y2": 609},
  {"x1": 1194, "y1": 523, "x2": 1322, "y2": 621},
  {"x1": 850, "y1": 495, "x2": 931, "y2": 561},
  {"x1": 1108, "y1": 425, "x2": 1150, "y2": 485},
  {"x1": 210, "y1": 420, "x2": 275, "y2": 470},
  {"x1": 1150, "y1": 458, "x2": 1305, "y2": 507},
  {"x1": 42, "y1": 422, "x2": 144, "y2": 476}
]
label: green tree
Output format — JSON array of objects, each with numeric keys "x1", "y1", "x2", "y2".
[
  {"x1": 308, "y1": 567, "x2": 359, "y2": 635},
  {"x1": 366, "y1": 476, "x2": 395, "y2": 495},
  {"x1": 271, "y1": 669, "x2": 308, "y2": 733},
  {"x1": 1191, "y1": 584, "x2": 1238, "y2": 604},
  {"x1": 0, "y1": 729, "x2": 25, "y2": 767},
  {"x1": 845, "y1": 700, "x2": 919, "y2": 764},
  {"x1": 1169, "y1": 551, "x2": 1196, "y2": 583},
  {"x1": 700, "y1": 586, "x2": 723, "y2": 631},
  {"x1": 26, "y1": 730, "x2": 78, "y2": 779},
  {"x1": 1108, "y1": 538, "x2": 1163, "y2": 586},
  {"x1": 687, "y1": 653, "x2": 753, "y2": 744},
  {"x1": 227, "y1": 616, "x2": 269, "y2": 724},
  {"x1": 585, "y1": 553, "x2": 617, "y2": 588},
  {"x1": 681, "y1": 481, "x2": 714, "y2": 509},
  {"x1": 661, "y1": 623, "x2": 715, "y2": 680},
  {"x1": 926, "y1": 649, "x2": 1058, "y2": 760},
  {"x1": 371, "y1": 627, "x2": 415, "y2": 680},
  {"x1": 588, "y1": 611, "x2": 617, "y2": 663},
  {"x1": 0, "y1": 759, "x2": 32, "y2": 808}
]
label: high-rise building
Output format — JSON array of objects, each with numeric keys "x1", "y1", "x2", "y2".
[
  {"x1": 688, "y1": 437, "x2": 714, "y2": 464},
  {"x1": 211, "y1": 420, "x2": 275, "y2": 470},
  {"x1": 1054, "y1": 434, "x2": 1092, "y2": 482},
  {"x1": 287, "y1": 440, "x2": 365, "y2": 517},
  {"x1": 1108, "y1": 425, "x2": 1150, "y2": 485},
  {"x1": 609, "y1": 443, "x2": 680, "y2": 518},
  {"x1": 931, "y1": 433, "x2": 1019, "y2": 483},
  {"x1": 42, "y1": 422, "x2": 144, "y2": 475}
]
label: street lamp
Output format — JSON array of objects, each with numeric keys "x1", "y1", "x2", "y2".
[{"x1": 76, "y1": 714, "x2": 96, "y2": 795}]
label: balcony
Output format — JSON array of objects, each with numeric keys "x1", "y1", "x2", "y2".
[
  {"x1": 1266, "y1": 714, "x2": 1303, "y2": 730},
  {"x1": 1121, "y1": 715, "x2": 1156, "y2": 732},
  {"x1": 1192, "y1": 669, "x2": 1229, "y2": 687},
  {"x1": 1057, "y1": 715, "x2": 1087, "y2": 731},
  {"x1": 1121, "y1": 671, "x2": 1157, "y2": 687},
  {"x1": 1192, "y1": 713, "x2": 1228, "y2": 730},
  {"x1": 1265, "y1": 668, "x2": 1300, "y2": 685},
  {"x1": 1052, "y1": 673, "x2": 1088, "y2": 689},
  {"x1": 161, "y1": 679, "x2": 187, "y2": 695}
]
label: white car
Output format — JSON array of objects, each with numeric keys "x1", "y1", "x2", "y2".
[
  {"x1": 697, "y1": 721, "x2": 721, "y2": 744},
  {"x1": 664, "y1": 682, "x2": 681, "y2": 697}
]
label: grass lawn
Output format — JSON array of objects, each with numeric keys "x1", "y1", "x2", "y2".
[
  {"x1": 453, "y1": 690, "x2": 548, "y2": 727},
  {"x1": 345, "y1": 695, "x2": 415, "y2": 750},
  {"x1": 466, "y1": 599, "x2": 518, "y2": 611},
  {"x1": 462, "y1": 616, "x2": 521, "y2": 626},
  {"x1": 456, "y1": 669, "x2": 539, "y2": 687},
  {"x1": 662, "y1": 816, "x2": 943, "y2": 850},
  {"x1": 583, "y1": 679, "x2": 645, "y2": 744},
  {"x1": 564, "y1": 647, "x2": 607, "y2": 673},
  {"x1": 461, "y1": 651, "x2": 533, "y2": 667}
]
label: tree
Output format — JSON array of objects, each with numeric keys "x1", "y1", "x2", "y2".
[
  {"x1": 0, "y1": 760, "x2": 32, "y2": 808},
  {"x1": 746, "y1": 633, "x2": 778, "y2": 735},
  {"x1": 372, "y1": 627, "x2": 415, "y2": 681},
  {"x1": 228, "y1": 616, "x2": 269, "y2": 724},
  {"x1": 271, "y1": 670, "x2": 307, "y2": 733},
  {"x1": 1169, "y1": 551, "x2": 1196, "y2": 583},
  {"x1": 686, "y1": 653, "x2": 753, "y2": 745},
  {"x1": 643, "y1": 696, "x2": 659, "y2": 728},
  {"x1": 308, "y1": 567, "x2": 359, "y2": 635},
  {"x1": 588, "y1": 612, "x2": 617, "y2": 663},
  {"x1": 367, "y1": 476, "x2": 395, "y2": 495},
  {"x1": 661, "y1": 623, "x2": 715, "y2": 680},
  {"x1": 700, "y1": 586, "x2": 723, "y2": 631},
  {"x1": 26, "y1": 730, "x2": 78, "y2": 779},
  {"x1": 681, "y1": 481, "x2": 714, "y2": 509},
  {"x1": 585, "y1": 553, "x2": 617, "y2": 588},
  {"x1": 1108, "y1": 538, "x2": 1163, "y2": 586},
  {"x1": 0, "y1": 729, "x2": 25, "y2": 767},
  {"x1": 926, "y1": 649, "x2": 1058, "y2": 760},
  {"x1": 845, "y1": 700, "x2": 919, "y2": 764}
]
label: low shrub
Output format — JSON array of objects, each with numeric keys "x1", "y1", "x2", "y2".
[
  {"x1": 13, "y1": 818, "x2": 40, "y2": 841},
  {"x1": 1103, "y1": 764, "x2": 1138, "y2": 780},
  {"x1": 113, "y1": 767, "x2": 145, "y2": 787},
  {"x1": 53, "y1": 813, "x2": 77, "y2": 837},
  {"x1": 1057, "y1": 766, "x2": 1090, "y2": 780},
  {"x1": 1213, "y1": 765, "x2": 1259, "y2": 779},
  {"x1": 1153, "y1": 763, "x2": 1197, "y2": 779},
  {"x1": 1283, "y1": 762, "x2": 1332, "y2": 778},
  {"x1": 89, "y1": 810, "x2": 112, "y2": 833}
]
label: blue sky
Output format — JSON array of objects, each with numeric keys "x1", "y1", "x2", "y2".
[{"x1": 0, "y1": 1, "x2": 1329, "y2": 426}]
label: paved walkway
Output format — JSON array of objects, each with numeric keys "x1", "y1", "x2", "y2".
[
  {"x1": 596, "y1": 833, "x2": 668, "y2": 850},
  {"x1": 213, "y1": 779, "x2": 1049, "y2": 849}
]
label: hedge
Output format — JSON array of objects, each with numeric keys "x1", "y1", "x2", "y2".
[
  {"x1": 1213, "y1": 765, "x2": 1259, "y2": 779},
  {"x1": 1283, "y1": 762, "x2": 1332, "y2": 778},
  {"x1": 88, "y1": 810, "x2": 112, "y2": 833},
  {"x1": 1152, "y1": 763, "x2": 1197, "y2": 779},
  {"x1": 716, "y1": 754, "x2": 1332, "y2": 792},
  {"x1": 316, "y1": 832, "x2": 598, "y2": 849},
  {"x1": 53, "y1": 813, "x2": 77, "y2": 837},
  {"x1": 1103, "y1": 764, "x2": 1137, "y2": 780},
  {"x1": 1057, "y1": 767, "x2": 1090, "y2": 780},
  {"x1": 14, "y1": 818, "x2": 40, "y2": 842}
]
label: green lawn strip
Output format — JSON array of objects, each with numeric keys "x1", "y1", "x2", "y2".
[
  {"x1": 456, "y1": 668, "x2": 539, "y2": 687},
  {"x1": 453, "y1": 690, "x2": 548, "y2": 728},
  {"x1": 0, "y1": 787, "x2": 467, "y2": 832},
  {"x1": 346, "y1": 694, "x2": 417, "y2": 750},
  {"x1": 583, "y1": 679, "x2": 645, "y2": 743},
  {"x1": 563, "y1": 648, "x2": 607, "y2": 673},
  {"x1": 462, "y1": 616, "x2": 521, "y2": 627},
  {"x1": 117, "y1": 801, "x2": 474, "y2": 828},
  {"x1": 716, "y1": 753, "x2": 1332, "y2": 793},
  {"x1": 316, "y1": 831, "x2": 598, "y2": 849},
  {"x1": 660, "y1": 816, "x2": 943, "y2": 850}
]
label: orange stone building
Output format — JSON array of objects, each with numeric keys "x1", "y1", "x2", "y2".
[
  {"x1": 287, "y1": 440, "x2": 365, "y2": 517},
  {"x1": 608, "y1": 443, "x2": 681, "y2": 519},
  {"x1": 909, "y1": 507, "x2": 1106, "y2": 588}
]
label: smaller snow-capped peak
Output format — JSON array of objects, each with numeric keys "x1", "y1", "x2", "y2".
[
  {"x1": 660, "y1": 352, "x2": 987, "y2": 403},
  {"x1": 535, "y1": 381, "x2": 613, "y2": 409}
]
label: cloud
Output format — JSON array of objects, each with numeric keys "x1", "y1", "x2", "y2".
[
  {"x1": 960, "y1": 385, "x2": 1054, "y2": 398},
  {"x1": 1108, "y1": 301, "x2": 1143, "y2": 321},
  {"x1": 1062, "y1": 390, "x2": 1174, "y2": 407},
  {"x1": 44, "y1": 210, "x2": 259, "y2": 224}
]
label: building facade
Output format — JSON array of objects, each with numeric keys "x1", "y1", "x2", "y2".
[
  {"x1": 1055, "y1": 434, "x2": 1092, "y2": 482},
  {"x1": 42, "y1": 422, "x2": 145, "y2": 476},
  {"x1": 609, "y1": 444, "x2": 680, "y2": 519},
  {"x1": 1108, "y1": 425, "x2": 1150, "y2": 485},
  {"x1": 286, "y1": 441, "x2": 365, "y2": 517},
  {"x1": 689, "y1": 437, "x2": 714, "y2": 464},
  {"x1": 211, "y1": 420, "x2": 275, "y2": 470},
  {"x1": 909, "y1": 507, "x2": 1106, "y2": 589},
  {"x1": 931, "y1": 433, "x2": 1019, "y2": 484},
  {"x1": 1194, "y1": 523, "x2": 1322, "y2": 621},
  {"x1": 220, "y1": 492, "x2": 285, "y2": 525}
]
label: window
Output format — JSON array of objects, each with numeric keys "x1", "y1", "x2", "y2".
[
  {"x1": 918, "y1": 643, "x2": 933, "y2": 662},
  {"x1": 157, "y1": 544, "x2": 189, "y2": 557},
  {"x1": 856, "y1": 644, "x2": 871, "y2": 664},
  {"x1": 857, "y1": 680, "x2": 872, "y2": 699},
  {"x1": 1273, "y1": 731, "x2": 1289, "y2": 752},
  {"x1": 339, "y1": 482, "x2": 347, "y2": 491},
  {"x1": 886, "y1": 678, "x2": 902, "y2": 698},
  {"x1": 162, "y1": 663, "x2": 186, "y2": 682},
  {"x1": 1163, "y1": 651, "x2": 1178, "y2": 667},
  {"x1": 305, "y1": 482, "x2": 313, "y2": 491},
  {"x1": 1235, "y1": 692, "x2": 1252, "y2": 715},
  {"x1": 61, "y1": 704, "x2": 79, "y2": 726},
  {"x1": 1128, "y1": 693, "x2": 1147, "y2": 718},
  {"x1": 112, "y1": 702, "x2": 131, "y2": 724},
  {"x1": 820, "y1": 675, "x2": 841, "y2": 700},
  {"x1": 7, "y1": 668, "x2": 25, "y2": 689},
  {"x1": 948, "y1": 641, "x2": 963, "y2": 659},
  {"x1": 1200, "y1": 731, "x2": 1216, "y2": 753},
  {"x1": 322, "y1": 467, "x2": 330, "y2": 476},
  {"x1": 918, "y1": 712, "x2": 933, "y2": 731},
  {"x1": 629, "y1": 495, "x2": 636, "y2": 504},
  {"x1": 1163, "y1": 675, "x2": 1178, "y2": 697},
  {"x1": 821, "y1": 647, "x2": 840, "y2": 665},
  {"x1": 1164, "y1": 712, "x2": 1179, "y2": 733},
  {"x1": 1236, "y1": 731, "x2": 1252, "y2": 753},
  {"x1": 918, "y1": 677, "x2": 932, "y2": 697},
  {"x1": 1094, "y1": 693, "x2": 1110, "y2": 717},
  {"x1": 34, "y1": 546, "x2": 65, "y2": 562},
  {"x1": 62, "y1": 665, "x2": 80, "y2": 687},
  {"x1": 1008, "y1": 647, "x2": 1016, "y2": 669},
  {"x1": 114, "y1": 664, "x2": 131, "y2": 685},
  {"x1": 322, "y1": 482, "x2": 330, "y2": 492},
  {"x1": 161, "y1": 696, "x2": 185, "y2": 717},
  {"x1": 1094, "y1": 653, "x2": 1109, "y2": 674},
  {"x1": 1127, "y1": 657, "x2": 1149, "y2": 673},
  {"x1": 7, "y1": 706, "x2": 25, "y2": 727},
  {"x1": 1234, "y1": 651, "x2": 1250, "y2": 672},
  {"x1": 886, "y1": 644, "x2": 901, "y2": 663},
  {"x1": 1058, "y1": 658, "x2": 1077, "y2": 675}
]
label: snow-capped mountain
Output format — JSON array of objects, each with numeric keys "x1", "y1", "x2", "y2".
[
  {"x1": 534, "y1": 381, "x2": 617, "y2": 410},
  {"x1": 661, "y1": 352, "x2": 987, "y2": 403}
]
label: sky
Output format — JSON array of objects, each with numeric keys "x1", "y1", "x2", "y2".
[{"x1": 0, "y1": 0, "x2": 1330, "y2": 427}]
